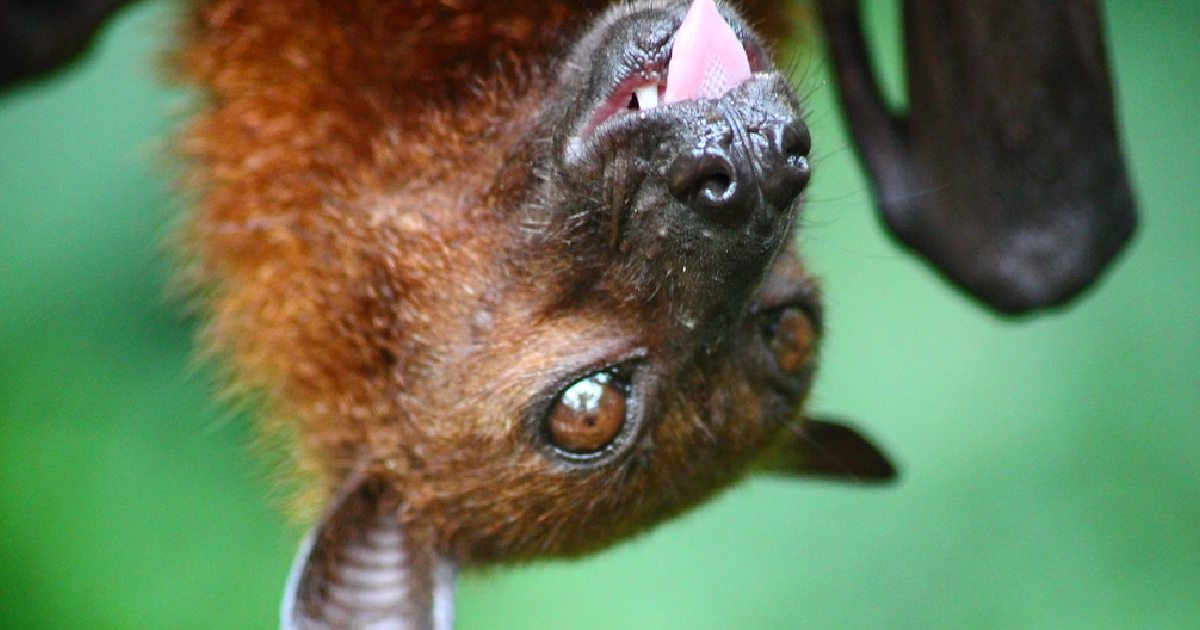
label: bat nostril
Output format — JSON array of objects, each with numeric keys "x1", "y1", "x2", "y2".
[
  {"x1": 668, "y1": 150, "x2": 753, "y2": 227},
  {"x1": 762, "y1": 120, "x2": 812, "y2": 210},
  {"x1": 781, "y1": 121, "x2": 811, "y2": 164},
  {"x1": 697, "y1": 172, "x2": 733, "y2": 204}
]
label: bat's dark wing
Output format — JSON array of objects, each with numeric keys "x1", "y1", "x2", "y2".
[
  {"x1": 282, "y1": 471, "x2": 456, "y2": 630},
  {"x1": 819, "y1": 0, "x2": 1137, "y2": 315},
  {"x1": 0, "y1": 0, "x2": 134, "y2": 89}
]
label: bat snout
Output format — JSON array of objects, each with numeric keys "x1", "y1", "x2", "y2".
[{"x1": 663, "y1": 102, "x2": 810, "y2": 239}]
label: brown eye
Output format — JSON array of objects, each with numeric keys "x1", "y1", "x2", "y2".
[
  {"x1": 547, "y1": 370, "x2": 629, "y2": 454},
  {"x1": 766, "y1": 307, "x2": 815, "y2": 374}
]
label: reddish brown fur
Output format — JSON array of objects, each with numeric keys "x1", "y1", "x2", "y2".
[{"x1": 178, "y1": 0, "x2": 808, "y2": 563}]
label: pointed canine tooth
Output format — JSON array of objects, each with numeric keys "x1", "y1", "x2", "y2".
[{"x1": 635, "y1": 84, "x2": 659, "y2": 110}]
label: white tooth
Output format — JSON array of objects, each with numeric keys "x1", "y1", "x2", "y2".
[{"x1": 635, "y1": 84, "x2": 659, "y2": 110}]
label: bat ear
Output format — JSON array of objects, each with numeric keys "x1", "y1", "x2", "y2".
[
  {"x1": 281, "y1": 470, "x2": 456, "y2": 630},
  {"x1": 818, "y1": 0, "x2": 1136, "y2": 315},
  {"x1": 757, "y1": 416, "x2": 897, "y2": 483}
]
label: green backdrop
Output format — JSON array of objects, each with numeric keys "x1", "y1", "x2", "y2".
[{"x1": 2, "y1": 2, "x2": 1197, "y2": 628}]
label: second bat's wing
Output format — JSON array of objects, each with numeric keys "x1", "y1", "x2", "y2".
[{"x1": 820, "y1": 0, "x2": 1137, "y2": 315}]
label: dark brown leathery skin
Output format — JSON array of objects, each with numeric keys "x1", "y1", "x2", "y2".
[{"x1": 818, "y1": 0, "x2": 1136, "y2": 314}]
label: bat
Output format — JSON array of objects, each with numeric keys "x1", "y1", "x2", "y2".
[{"x1": 174, "y1": 0, "x2": 891, "y2": 626}]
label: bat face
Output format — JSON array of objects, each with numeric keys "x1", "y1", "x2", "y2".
[{"x1": 388, "y1": 0, "x2": 816, "y2": 561}]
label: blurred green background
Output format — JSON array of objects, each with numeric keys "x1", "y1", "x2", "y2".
[{"x1": 1, "y1": 1, "x2": 1197, "y2": 628}]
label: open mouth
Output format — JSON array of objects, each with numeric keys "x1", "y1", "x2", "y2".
[{"x1": 582, "y1": 0, "x2": 762, "y2": 136}]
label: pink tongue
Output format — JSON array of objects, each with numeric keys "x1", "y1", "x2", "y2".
[{"x1": 662, "y1": 0, "x2": 752, "y2": 104}]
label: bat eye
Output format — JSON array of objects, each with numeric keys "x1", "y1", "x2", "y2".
[
  {"x1": 762, "y1": 307, "x2": 815, "y2": 374},
  {"x1": 547, "y1": 368, "x2": 630, "y2": 455}
]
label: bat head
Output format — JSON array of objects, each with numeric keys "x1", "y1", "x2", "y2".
[{"x1": 402, "y1": 0, "x2": 816, "y2": 561}]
